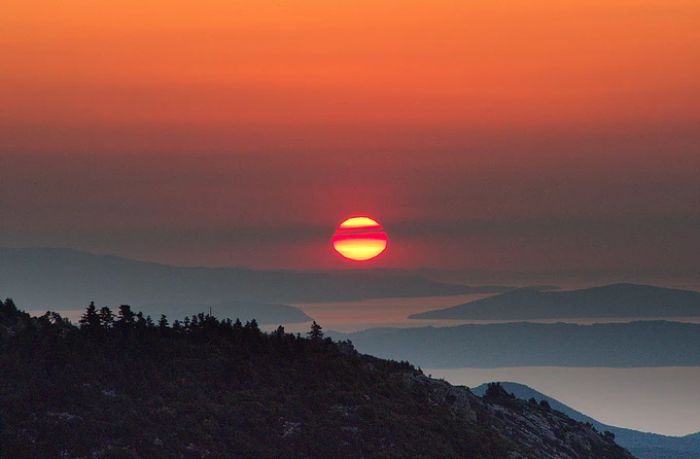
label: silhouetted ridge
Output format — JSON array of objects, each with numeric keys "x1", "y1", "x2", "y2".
[{"x1": 0, "y1": 299, "x2": 632, "y2": 458}]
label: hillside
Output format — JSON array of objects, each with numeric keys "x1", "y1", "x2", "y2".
[
  {"x1": 410, "y1": 283, "x2": 700, "y2": 321},
  {"x1": 472, "y1": 382, "x2": 700, "y2": 459},
  {"x1": 0, "y1": 248, "x2": 499, "y2": 310},
  {"x1": 0, "y1": 299, "x2": 632, "y2": 459},
  {"x1": 331, "y1": 321, "x2": 700, "y2": 367}
]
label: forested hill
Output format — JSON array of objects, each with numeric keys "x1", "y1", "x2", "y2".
[{"x1": 1, "y1": 299, "x2": 633, "y2": 459}]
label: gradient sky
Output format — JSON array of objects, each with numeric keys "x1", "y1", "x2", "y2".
[{"x1": 1, "y1": 0, "x2": 699, "y2": 277}]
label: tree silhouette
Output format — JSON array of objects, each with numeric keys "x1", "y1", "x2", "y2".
[
  {"x1": 135, "y1": 312, "x2": 146, "y2": 327},
  {"x1": 2, "y1": 298, "x2": 18, "y2": 314},
  {"x1": 79, "y1": 302, "x2": 101, "y2": 329},
  {"x1": 308, "y1": 321, "x2": 323, "y2": 341},
  {"x1": 98, "y1": 307, "x2": 115, "y2": 329},
  {"x1": 117, "y1": 305, "x2": 136, "y2": 327}
]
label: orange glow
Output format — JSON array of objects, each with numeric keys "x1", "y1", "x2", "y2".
[
  {"x1": 1, "y1": 0, "x2": 699, "y2": 272},
  {"x1": 332, "y1": 216, "x2": 388, "y2": 261},
  {"x1": 2, "y1": 0, "x2": 699, "y2": 138}
]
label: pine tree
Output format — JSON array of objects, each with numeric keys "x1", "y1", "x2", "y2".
[
  {"x1": 79, "y1": 302, "x2": 101, "y2": 329},
  {"x1": 308, "y1": 321, "x2": 323, "y2": 341},
  {"x1": 98, "y1": 307, "x2": 115, "y2": 329},
  {"x1": 247, "y1": 319, "x2": 260, "y2": 334},
  {"x1": 135, "y1": 312, "x2": 145, "y2": 327},
  {"x1": 117, "y1": 305, "x2": 136, "y2": 326},
  {"x1": 2, "y1": 298, "x2": 18, "y2": 314},
  {"x1": 158, "y1": 314, "x2": 169, "y2": 329}
]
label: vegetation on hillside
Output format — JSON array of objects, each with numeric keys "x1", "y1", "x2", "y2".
[{"x1": 0, "y1": 299, "x2": 632, "y2": 458}]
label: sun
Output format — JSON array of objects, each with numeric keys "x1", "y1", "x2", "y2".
[{"x1": 332, "y1": 216, "x2": 388, "y2": 261}]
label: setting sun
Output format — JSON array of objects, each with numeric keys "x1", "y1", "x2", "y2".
[{"x1": 332, "y1": 216, "x2": 388, "y2": 261}]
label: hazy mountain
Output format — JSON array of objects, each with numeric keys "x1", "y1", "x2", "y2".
[
  {"x1": 0, "y1": 300, "x2": 633, "y2": 458},
  {"x1": 0, "y1": 247, "x2": 501, "y2": 310},
  {"x1": 410, "y1": 283, "x2": 700, "y2": 321},
  {"x1": 331, "y1": 321, "x2": 700, "y2": 367},
  {"x1": 472, "y1": 382, "x2": 700, "y2": 459}
]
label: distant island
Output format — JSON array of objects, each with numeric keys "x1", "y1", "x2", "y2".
[
  {"x1": 331, "y1": 321, "x2": 700, "y2": 367},
  {"x1": 0, "y1": 299, "x2": 632, "y2": 458},
  {"x1": 472, "y1": 382, "x2": 700, "y2": 459},
  {"x1": 410, "y1": 283, "x2": 700, "y2": 321}
]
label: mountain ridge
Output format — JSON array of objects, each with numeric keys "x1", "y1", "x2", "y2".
[
  {"x1": 410, "y1": 283, "x2": 700, "y2": 321},
  {"x1": 0, "y1": 300, "x2": 633, "y2": 458}
]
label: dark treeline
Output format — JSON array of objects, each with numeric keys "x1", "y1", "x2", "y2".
[
  {"x1": 2, "y1": 299, "x2": 461, "y2": 459},
  {"x1": 1, "y1": 297, "x2": 337, "y2": 362}
]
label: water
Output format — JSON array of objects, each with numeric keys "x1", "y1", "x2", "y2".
[
  {"x1": 287, "y1": 293, "x2": 700, "y2": 333},
  {"x1": 291, "y1": 293, "x2": 493, "y2": 332}
]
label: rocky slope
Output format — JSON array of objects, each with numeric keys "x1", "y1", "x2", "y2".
[
  {"x1": 413, "y1": 377, "x2": 633, "y2": 459},
  {"x1": 473, "y1": 382, "x2": 700, "y2": 459}
]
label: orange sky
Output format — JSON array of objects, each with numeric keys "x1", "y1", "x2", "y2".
[
  {"x1": 1, "y1": 1, "x2": 699, "y2": 276},
  {"x1": 4, "y1": 1, "x2": 699, "y2": 131}
]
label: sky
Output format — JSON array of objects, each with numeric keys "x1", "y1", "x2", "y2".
[{"x1": 1, "y1": 0, "x2": 699, "y2": 278}]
